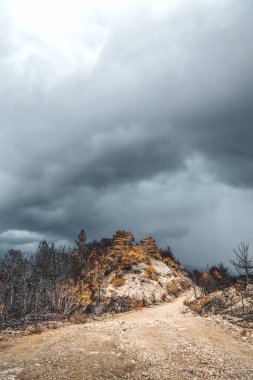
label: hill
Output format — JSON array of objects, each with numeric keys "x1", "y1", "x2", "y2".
[{"x1": 0, "y1": 230, "x2": 190, "y2": 327}]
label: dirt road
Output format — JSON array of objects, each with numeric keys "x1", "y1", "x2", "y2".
[{"x1": 0, "y1": 294, "x2": 252, "y2": 379}]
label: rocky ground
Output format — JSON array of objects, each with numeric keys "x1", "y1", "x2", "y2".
[
  {"x1": 0, "y1": 293, "x2": 252, "y2": 380},
  {"x1": 184, "y1": 287, "x2": 253, "y2": 345},
  {"x1": 103, "y1": 259, "x2": 189, "y2": 305}
]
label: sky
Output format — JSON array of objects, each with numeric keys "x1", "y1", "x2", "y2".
[{"x1": 0, "y1": 0, "x2": 253, "y2": 266}]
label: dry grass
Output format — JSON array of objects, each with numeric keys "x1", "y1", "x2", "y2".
[
  {"x1": 129, "y1": 297, "x2": 142, "y2": 309},
  {"x1": 69, "y1": 310, "x2": 88, "y2": 323},
  {"x1": 184, "y1": 286, "x2": 253, "y2": 324},
  {"x1": 167, "y1": 281, "x2": 181, "y2": 296},
  {"x1": 184, "y1": 294, "x2": 213, "y2": 314},
  {"x1": 145, "y1": 265, "x2": 158, "y2": 281},
  {"x1": 111, "y1": 277, "x2": 125, "y2": 287}
]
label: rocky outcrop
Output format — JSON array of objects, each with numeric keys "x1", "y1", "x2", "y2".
[{"x1": 102, "y1": 258, "x2": 191, "y2": 305}]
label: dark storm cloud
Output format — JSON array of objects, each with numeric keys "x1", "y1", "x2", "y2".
[{"x1": 0, "y1": 0, "x2": 253, "y2": 265}]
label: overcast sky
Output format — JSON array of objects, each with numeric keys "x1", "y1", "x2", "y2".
[{"x1": 0, "y1": 0, "x2": 253, "y2": 266}]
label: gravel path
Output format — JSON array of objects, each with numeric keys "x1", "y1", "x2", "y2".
[{"x1": 0, "y1": 294, "x2": 252, "y2": 379}]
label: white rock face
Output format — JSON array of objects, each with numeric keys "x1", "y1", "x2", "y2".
[{"x1": 102, "y1": 259, "x2": 190, "y2": 305}]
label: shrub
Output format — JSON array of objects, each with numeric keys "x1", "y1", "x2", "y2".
[
  {"x1": 47, "y1": 280, "x2": 92, "y2": 316},
  {"x1": 167, "y1": 281, "x2": 180, "y2": 296},
  {"x1": 163, "y1": 257, "x2": 182, "y2": 270},
  {"x1": 163, "y1": 257, "x2": 174, "y2": 265},
  {"x1": 121, "y1": 245, "x2": 146, "y2": 267},
  {"x1": 25, "y1": 323, "x2": 44, "y2": 335},
  {"x1": 161, "y1": 293, "x2": 168, "y2": 302},
  {"x1": 184, "y1": 294, "x2": 214, "y2": 314},
  {"x1": 0, "y1": 303, "x2": 4, "y2": 314},
  {"x1": 106, "y1": 297, "x2": 131, "y2": 313},
  {"x1": 111, "y1": 277, "x2": 125, "y2": 287},
  {"x1": 130, "y1": 297, "x2": 142, "y2": 309},
  {"x1": 153, "y1": 253, "x2": 163, "y2": 261},
  {"x1": 142, "y1": 298, "x2": 148, "y2": 307},
  {"x1": 145, "y1": 265, "x2": 158, "y2": 281},
  {"x1": 70, "y1": 310, "x2": 88, "y2": 323}
]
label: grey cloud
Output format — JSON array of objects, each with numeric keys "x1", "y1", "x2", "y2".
[
  {"x1": 0, "y1": 229, "x2": 44, "y2": 244},
  {"x1": 0, "y1": 1, "x2": 253, "y2": 265}
]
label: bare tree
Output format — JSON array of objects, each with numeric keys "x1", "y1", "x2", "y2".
[{"x1": 230, "y1": 242, "x2": 253, "y2": 286}]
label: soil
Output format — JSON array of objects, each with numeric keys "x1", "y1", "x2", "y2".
[{"x1": 0, "y1": 293, "x2": 252, "y2": 379}]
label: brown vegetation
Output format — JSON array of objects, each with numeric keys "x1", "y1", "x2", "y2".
[
  {"x1": 111, "y1": 277, "x2": 125, "y2": 287},
  {"x1": 167, "y1": 280, "x2": 181, "y2": 296},
  {"x1": 186, "y1": 244, "x2": 253, "y2": 329},
  {"x1": 144, "y1": 265, "x2": 158, "y2": 281}
]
